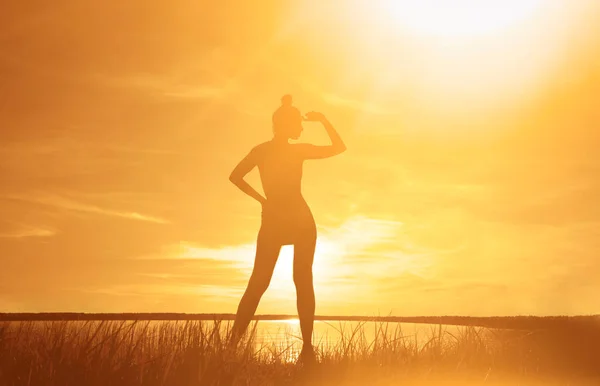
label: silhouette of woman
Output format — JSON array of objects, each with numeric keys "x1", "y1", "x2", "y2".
[{"x1": 228, "y1": 95, "x2": 346, "y2": 362}]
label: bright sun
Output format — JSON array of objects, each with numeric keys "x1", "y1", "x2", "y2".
[
  {"x1": 381, "y1": 0, "x2": 544, "y2": 38},
  {"x1": 302, "y1": 0, "x2": 564, "y2": 114}
]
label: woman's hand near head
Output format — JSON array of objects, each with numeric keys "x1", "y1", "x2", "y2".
[
  {"x1": 304, "y1": 111, "x2": 327, "y2": 123},
  {"x1": 297, "y1": 114, "x2": 346, "y2": 160}
]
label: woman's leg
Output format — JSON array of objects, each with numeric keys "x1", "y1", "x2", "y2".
[
  {"x1": 230, "y1": 231, "x2": 281, "y2": 345},
  {"x1": 293, "y1": 229, "x2": 317, "y2": 354}
]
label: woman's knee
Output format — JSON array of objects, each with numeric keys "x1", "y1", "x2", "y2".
[
  {"x1": 293, "y1": 268, "x2": 313, "y2": 289},
  {"x1": 248, "y1": 274, "x2": 271, "y2": 295}
]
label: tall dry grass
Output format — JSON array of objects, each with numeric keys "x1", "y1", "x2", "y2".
[{"x1": 0, "y1": 320, "x2": 598, "y2": 385}]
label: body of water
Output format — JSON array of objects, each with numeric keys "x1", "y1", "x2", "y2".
[{"x1": 243, "y1": 320, "x2": 486, "y2": 354}]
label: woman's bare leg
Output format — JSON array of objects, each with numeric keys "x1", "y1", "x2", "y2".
[
  {"x1": 293, "y1": 231, "x2": 317, "y2": 356},
  {"x1": 230, "y1": 232, "x2": 281, "y2": 346}
]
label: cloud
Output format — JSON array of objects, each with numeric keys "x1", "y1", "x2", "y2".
[
  {"x1": 0, "y1": 225, "x2": 57, "y2": 238},
  {"x1": 6, "y1": 193, "x2": 169, "y2": 224},
  {"x1": 90, "y1": 72, "x2": 233, "y2": 100},
  {"x1": 162, "y1": 86, "x2": 230, "y2": 99},
  {"x1": 0, "y1": 138, "x2": 178, "y2": 187},
  {"x1": 0, "y1": 138, "x2": 172, "y2": 160},
  {"x1": 81, "y1": 283, "x2": 241, "y2": 298},
  {"x1": 136, "y1": 216, "x2": 438, "y2": 308}
]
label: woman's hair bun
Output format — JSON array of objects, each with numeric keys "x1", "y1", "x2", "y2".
[{"x1": 281, "y1": 94, "x2": 293, "y2": 106}]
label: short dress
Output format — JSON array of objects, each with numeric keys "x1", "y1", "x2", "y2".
[{"x1": 259, "y1": 199, "x2": 316, "y2": 245}]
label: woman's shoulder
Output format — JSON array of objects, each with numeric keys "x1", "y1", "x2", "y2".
[
  {"x1": 251, "y1": 141, "x2": 271, "y2": 154},
  {"x1": 247, "y1": 141, "x2": 273, "y2": 163}
]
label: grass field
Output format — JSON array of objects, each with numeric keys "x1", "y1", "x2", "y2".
[{"x1": 0, "y1": 316, "x2": 599, "y2": 385}]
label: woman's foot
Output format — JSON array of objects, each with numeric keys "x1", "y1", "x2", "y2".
[{"x1": 297, "y1": 345, "x2": 317, "y2": 367}]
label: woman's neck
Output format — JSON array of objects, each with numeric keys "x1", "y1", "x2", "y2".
[{"x1": 272, "y1": 135, "x2": 289, "y2": 145}]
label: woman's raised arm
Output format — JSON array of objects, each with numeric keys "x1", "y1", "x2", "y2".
[{"x1": 298, "y1": 112, "x2": 346, "y2": 160}]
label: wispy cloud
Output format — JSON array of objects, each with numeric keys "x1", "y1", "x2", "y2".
[
  {"x1": 0, "y1": 138, "x2": 177, "y2": 176},
  {"x1": 0, "y1": 225, "x2": 57, "y2": 238},
  {"x1": 82, "y1": 283, "x2": 239, "y2": 297},
  {"x1": 91, "y1": 72, "x2": 233, "y2": 100},
  {"x1": 162, "y1": 86, "x2": 230, "y2": 99},
  {"x1": 145, "y1": 216, "x2": 435, "y2": 305},
  {"x1": 7, "y1": 193, "x2": 169, "y2": 224}
]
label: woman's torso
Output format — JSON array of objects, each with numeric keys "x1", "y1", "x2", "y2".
[
  {"x1": 255, "y1": 141, "x2": 306, "y2": 206},
  {"x1": 254, "y1": 141, "x2": 315, "y2": 233}
]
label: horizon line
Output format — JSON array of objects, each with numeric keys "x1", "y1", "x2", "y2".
[{"x1": 1, "y1": 313, "x2": 598, "y2": 329}]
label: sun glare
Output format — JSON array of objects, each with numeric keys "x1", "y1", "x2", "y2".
[
  {"x1": 381, "y1": 0, "x2": 544, "y2": 38},
  {"x1": 290, "y1": 0, "x2": 573, "y2": 119}
]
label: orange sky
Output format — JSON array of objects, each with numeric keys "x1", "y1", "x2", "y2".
[{"x1": 1, "y1": 0, "x2": 599, "y2": 316}]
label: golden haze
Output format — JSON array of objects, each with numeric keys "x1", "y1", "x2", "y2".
[{"x1": 0, "y1": 0, "x2": 599, "y2": 316}]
